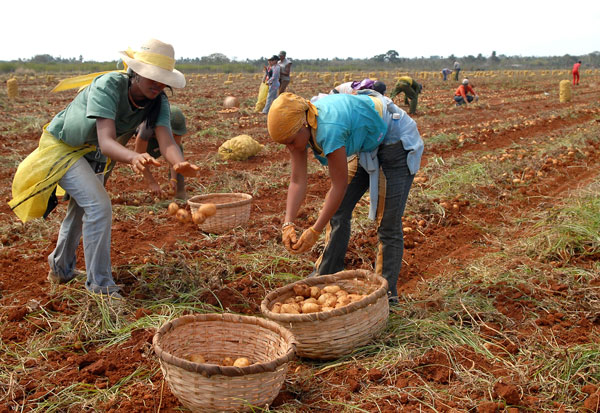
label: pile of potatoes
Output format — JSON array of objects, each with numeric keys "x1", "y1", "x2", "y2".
[
  {"x1": 188, "y1": 354, "x2": 252, "y2": 367},
  {"x1": 167, "y1": 202, "x2": 217, "y2": 225},
  {"x1": 270, "y1": 283, "x2": 366, "y2": 314}
]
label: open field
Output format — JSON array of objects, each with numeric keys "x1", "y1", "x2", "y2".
[{"x1": 1, "y1": 69, "x2": 600, "y2": 412}]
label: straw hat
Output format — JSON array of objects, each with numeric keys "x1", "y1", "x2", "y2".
[{"x1": 119, "y1": 39, "x2": 185, "y2": 88}]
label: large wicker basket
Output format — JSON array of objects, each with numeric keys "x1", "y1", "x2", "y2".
[
  {"x1": 153, "y1": 313, "x2": 296, "y2": 412},
  {"x1": 187, "y1": 193, "x2": 252, "y2": 234},
  {"x1": 261, "y1": 269, "x2": 389, "y2": 360}
]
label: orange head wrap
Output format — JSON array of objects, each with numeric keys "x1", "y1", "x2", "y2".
[{"x1": 267, "y1": 93, "x2": 318, "y2": 143}]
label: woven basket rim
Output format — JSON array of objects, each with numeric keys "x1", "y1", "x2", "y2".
[
  {"x1": 187, "y1": 193, "x2": 252, "y2": 210},
  {"x1": 153, "y1": 313, "x2": 296, "y2": 377},
  {"x1": 260, "y1": 269, "x2": 388, "y2": 322}
]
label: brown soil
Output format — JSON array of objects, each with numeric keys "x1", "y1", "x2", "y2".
[{"x1": 1, "y1": 72, "x2": 599, "y2": 412}]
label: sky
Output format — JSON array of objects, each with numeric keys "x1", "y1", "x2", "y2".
[{"x1": 3, "y1": 0, "x2": 599, "y2": 62}]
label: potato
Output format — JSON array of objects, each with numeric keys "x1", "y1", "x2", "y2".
[
  {"x1": 293, "y1": 283, "x2": 311, "y2": 298},
  {"x1": 280, "y1": 303, "x2": 300, "y2": 314},
  {"x1": 176, "y1": 208, "x2": 190, "y2": 223},
  {"x1": 233, "y1": 357, "x2": 250, "y2": 367},
  {"x1": 198, "y1": 203, "x2": 217, "y2": 217},
  {"x1": 189, "y1": 353, "x2": 205, "y2": 363},
  {"x1": 271, "y1": 302, "x2": 282, "y2": 313},
  {"x1": 335, "y1": 289, "x2": 349, "y2": 298},
  {"x1": 167, "y1": 202, "x2": 179, "y2": 216},
  {"x1": 323, "y1": 285, "x2": 341, "y2": 294},
  {"x1": 317, "y1": 293, "x2": 335, "y2": 306},
  {"x1": 304, "y1": 297, "x2": 318, "y2": 305},
  {"x1": 324, "y1": 296, "x2": 337, "y2": 307},
  {"x1": 321, "y1": 306, "x2": 334, "y2": 312},
  {"x1": 294, "y1": 295, "x2": 305, "y2": 303},
  {"x1": 192, "y1": 211, "x2": 207, "y2": 225},
  {"x1": 222, "y1": 357, "x2": 234, "y2": 366},
  {"x1": 310, "y1": 286, "x2": 321, "y2": 298},
  {"x1": 348, "y1": 294, "x2": 364, "y2": 302},
  {"x1": 284, "y1": 297, "x2": 296, "y2": 304},
  {"x1": 337, "y1": 296, "x2": 351, "y2": 306},
  {"x1": 301, "y1": 302, "x2": 320, "y2": 313}
]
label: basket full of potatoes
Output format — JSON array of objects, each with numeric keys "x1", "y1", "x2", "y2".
[{"x1": 261, "y1": 269, "x2": 389, "y2": 360}]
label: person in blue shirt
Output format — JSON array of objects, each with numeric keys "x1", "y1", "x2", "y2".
[
  {"x1": 267, "y1": 92, "x2": 424, "y2": 302},
  {"x1": 441, "y1": 68, "x2": 452, "y2": 81}
]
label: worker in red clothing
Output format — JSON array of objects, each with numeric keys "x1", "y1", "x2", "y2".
[
  {"x1": 572, "y1": 60, "x2": 582, "y2": 85},
  {"x1": 454, "y1": 78, "x2": 478, "y2": 106}
]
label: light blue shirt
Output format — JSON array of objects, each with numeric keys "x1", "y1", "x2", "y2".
[{"x1": 312, "y1": 94, "x2": 387, "y2": 165}]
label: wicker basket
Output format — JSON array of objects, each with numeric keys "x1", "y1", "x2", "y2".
[
  {"x1": 187, "y1": 193, "x2": 252, "y2": 234},
  {"x1": 261, "y1": 269, "x2": 389, "y2": 360},
  {"x1": 153, "y1": 313, "x2": 296, "y2": 412}
]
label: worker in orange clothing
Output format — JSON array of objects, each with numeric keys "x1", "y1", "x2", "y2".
[
  {"x1": 454, "y1": 78, "x2": 478, "y2": 106},
  {"x1": 572, "y1": 60, "x2": 582, "y2": 85}
]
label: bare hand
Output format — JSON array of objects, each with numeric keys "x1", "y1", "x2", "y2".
[
  {"x1": 132, "y1": 153, "x2": 160, "y2": 174},
  {"x1": 149, "y1": 182, "x2": 164, "y2": 198},
  {"x1": 173, "y1": 161, "x2": 200, "y2": 177}
]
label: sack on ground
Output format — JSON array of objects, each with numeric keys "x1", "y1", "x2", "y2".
[{"x1": 218, "y1": 135, "x2": 264, "y2": 161}]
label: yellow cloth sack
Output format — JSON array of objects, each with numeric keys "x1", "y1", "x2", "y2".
[
  {"x1": 9, "y1": 126, "x2": 96, "y2": 223},
  {"x1": 559, "y1": 79, "x2": 571, "y2": 103},
  {"x1": 218, "y1": 135, "x2": 264, "y2": 161},
  {"x1": 254, "y1": 82, "x2": 269, "y2": 113}
]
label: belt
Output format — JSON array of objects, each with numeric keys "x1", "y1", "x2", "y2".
[{"x1": 88, "y1": 159, "x2": 107, "y2": 174}]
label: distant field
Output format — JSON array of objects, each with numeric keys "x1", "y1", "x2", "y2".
[{"x1": 1, "y1": 69, "x2": 600, "y2": 412}]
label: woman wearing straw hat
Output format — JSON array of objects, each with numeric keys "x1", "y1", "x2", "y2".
[
  {"x1": 267, "y1": 92, "x2": 423, "y2": 302},
  {"x1": 9, "y1": 39, "x2": 198, "y2": 299}
]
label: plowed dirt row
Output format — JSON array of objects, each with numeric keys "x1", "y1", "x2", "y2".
[{"x1": 1, "y1": 73, "x2": 599, "y2": 412}]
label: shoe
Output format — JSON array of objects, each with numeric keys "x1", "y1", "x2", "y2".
[{"x1": 48, "y1": 269, "x2": 85, "y2": 284}]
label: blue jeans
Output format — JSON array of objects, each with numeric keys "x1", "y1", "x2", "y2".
[
  {"x1": 262, "y1": 83, "x2": 280, "y2": 114},
  {"x1": 48, "y1": 157, "x2": 119, "y2": 294},
  {"x1": 315, "y1": 141, "x2": 415, "y2": 299},
  {"x1": 454, "y1": 95, "x2": 474, "y2": 105}
]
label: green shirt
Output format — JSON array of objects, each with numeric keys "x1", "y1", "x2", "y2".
[{"x1": 47, "y1": 72, "x2": 171, "y2": 162}]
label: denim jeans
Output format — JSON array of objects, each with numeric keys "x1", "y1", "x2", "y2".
[
  {"x1": 262, "y1": 84, "x2": 280, "y2": 114},
  {"x1": 315, "y1": 141, "x2": 414, "y2": 298},
  {"x1": 454, "y1": 95, "x2": 474, "y2": 105},
  {"x1": 48, "y1": 157, "x2": 119, "y2": 294}
]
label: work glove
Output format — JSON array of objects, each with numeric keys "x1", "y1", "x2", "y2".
[
  {"x1": 291, "y1": 226, "x2": 321, "y2": 254},
  {"x1": 282, "y1": 224, "x2": 298, "y2": 253}
]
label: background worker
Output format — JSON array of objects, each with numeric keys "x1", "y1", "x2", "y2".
[
  {"x1": 441, "y1": 67, "x2": 452, "y2": 81},
  {"x1": 267, "y1": 92, "x2": 424, "y2": 302},
  {"x1": 453, "y1": 61, "x2": 461, "y2": 81},
  {"x1": 572, "y1": 60, "x2": 582, "y2": 85},
  {"x1": 134, "y1": 104, "x2": 188, "y2": 199},
  {"x1": 278, "y1": 51, "x2": 292, "y2": 94},
  {"x1": 329, "y1": 78, "x2": 375, "y2": 94},
  {"x1": 262, "y1": 55, "x2": 281, "y2": 114},
  {"x1": 9, "y1": 39, "x2": 199, "y2": 299},
  {"x1": 389, "y1": 76, "x2": 422, "y2": 115},
  {"x1": 454, "y1": 78, "x2": 479, "y2": 106}
]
